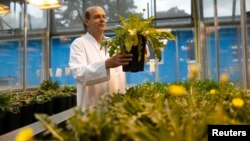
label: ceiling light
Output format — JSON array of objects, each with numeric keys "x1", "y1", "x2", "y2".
[
  {"x1": 0, "y1": 3, "x2": 10, "y2": 14},
  {"x1": 26, "y1": 0, "x2": 62, "y2": 10}
]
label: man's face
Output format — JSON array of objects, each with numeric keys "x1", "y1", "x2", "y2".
[{"x1": 85, "y1": 7, "x2": 107, "y2": 32}]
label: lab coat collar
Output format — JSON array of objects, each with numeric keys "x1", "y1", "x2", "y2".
[{"x1": 86, "y1": 32, "x2": 99, "y2": 44}]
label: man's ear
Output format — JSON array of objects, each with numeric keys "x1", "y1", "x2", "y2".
[{"x1": 84, "y1": 17, "x2": 88, "y2": 26}]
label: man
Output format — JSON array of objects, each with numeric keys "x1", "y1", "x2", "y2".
[{"x1": 69, "y1": 6, "x2": 133, "y2": 110}]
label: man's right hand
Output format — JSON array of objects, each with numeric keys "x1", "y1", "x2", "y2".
[{"x1": 105, "y1": 53, "x2": 133, "y2": 69}]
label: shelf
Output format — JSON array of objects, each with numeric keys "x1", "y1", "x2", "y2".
[{"x1": 0, "y1": 107, "x2": 75, "y2": 141}]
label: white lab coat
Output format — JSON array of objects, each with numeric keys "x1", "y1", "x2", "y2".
[{"x1": 69, "y1": 32, "x2": 126, "y2": 110}]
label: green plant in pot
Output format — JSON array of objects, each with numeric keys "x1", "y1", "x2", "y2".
[
  {"x1": 0, "y1": 93, "x2": 13, "y2": 117},
  {"x1": 0, "y1": 93, "x2": 12, "y2": 134},
  {"x1": 39, "y1": 80, "x2": 60, "y2": 91},
  {"x1": 101, "y1": 14, "x2": 175, "y2": 72}
]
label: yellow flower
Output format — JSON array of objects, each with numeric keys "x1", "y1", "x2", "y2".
[
  {"x1": 16, "y1": 128, "x2": 33, "y2": 141},
  {"x1": 232, "y1": 98, "x2": 244, "y2": 108},
  {"x1": 167, "y1": 84, "x2": 187, "y2": 96},
  {"x1": 210, "y1": 89, "x2": 216, "y2": 95},
  {"x1": 188, "y1": 64, "x2": 200, "y2": 80},
  {"x1": 219, "y1": 73, "x2": 229, "y2": 84}
]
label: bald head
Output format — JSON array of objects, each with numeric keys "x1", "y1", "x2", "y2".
[{"x1": 84, "y1": 6, "x2": 105, "y2": 20}]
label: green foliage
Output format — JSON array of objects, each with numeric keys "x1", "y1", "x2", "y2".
[
  {"x1": 10, "y1": 91, "x2": 36, "y2": 106},
  {"x1": 101, "y1": 14, "x2": 175, "y2": 61},
  {"x1": 40, "y1": 80, "x2": 60, "y2": 91},
  {"x1": 36, "y1": 81, "x2": 77, "y2": 103},
  {"x1": 60, "y1": 85, "x2": 77, "y2": 95},
  {"x1": 33, "y1": 79, "x2": 250, "y2": 141},
  {"x1": 38, "y1": 80, "x2": 77, "y2": 99},
  {"x1": 35, "y1": 94, "x2": 52, "y2": 104},
  {"x1": 0, "y1": 93, "x2": 13, "y2": 117},
  {"x1": 0, "y1": 81, "x2": 76, "y2": 114},
  {"x1": 0, "y1": 93, "x2": 11, "y2": 111}
]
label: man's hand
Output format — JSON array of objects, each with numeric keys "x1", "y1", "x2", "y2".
[{"x1": 105, "y1": 53, "x2": 133, "y2": 69}]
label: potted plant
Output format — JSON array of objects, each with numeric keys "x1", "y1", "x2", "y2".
[
  {"x1": 60, "y1": 85, "x2": 77, "y2": 108},
  {"x1": 0, "y1": 93, "x2": 13, "y2": 134},
  {"x1": 101, "y1": 14, "x2": 175, "y2": 72},
  {"x1": 3, "y1": 93, "x2": 22, "y2": 133},
  {"x1": 13, "y1": 91, "x2": 37, "y2": 126}
]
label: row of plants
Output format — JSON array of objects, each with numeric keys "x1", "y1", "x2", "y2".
[
  {"x1": 0, "y1": 80, "x2": 77, "y2": 135},
  {"x1": 22, "y1": 65, "x2": 250, "y2": 141}
]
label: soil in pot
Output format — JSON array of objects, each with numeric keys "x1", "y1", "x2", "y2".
[{"x1": 122, "y1": 36, "x2": 146, "y2": 72}]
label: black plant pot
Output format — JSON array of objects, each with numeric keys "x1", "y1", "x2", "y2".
[
  {"x1": 34, "y1": 103, "x2": 45, "y2": 114},
  {"x1": 53, "y1": 97, "x2": 67, "y2": 114},
  {"x1": 20, "y1": 104, "x2": 35, "y2": 126},
  {"x1": 0, "y1": 112, "x2": 7, "y2": 135},
  {"x1": 45, "y1": 100, "x2": 54, "y2": 116},
  {"x1": 72, "y1": 94, "x2": 77, "y2": 107},
  {"x1": 34, "y1": 103, "x2": 45, "y2": 122},
  {"x1": 67, "y1": 96, "x2": 73, "y2": 109},
  {"x1": 6, "y1": 111, "x2": 22, "y2": 132},
  {"x1": 122, "y1": 36, "x2": 146, "y2": 72}
]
